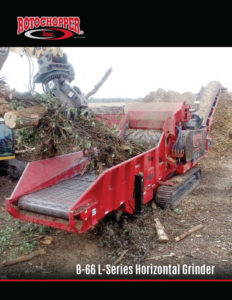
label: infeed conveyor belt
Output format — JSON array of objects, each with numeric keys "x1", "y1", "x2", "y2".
[{"x1": 18, "y1": 172, "x2": 97, "y2": 219}]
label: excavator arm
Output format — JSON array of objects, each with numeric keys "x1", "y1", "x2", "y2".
[
  {"x1": 0, "y1": 48, "x2": 10, "y2": 71},
  {"x1": 0, "y1": 47, "x2": 88, "y2": 110}
]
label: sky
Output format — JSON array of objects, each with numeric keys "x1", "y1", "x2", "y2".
[{"x1": 1, "y1": 47, "x2": 232, "y2": 98}]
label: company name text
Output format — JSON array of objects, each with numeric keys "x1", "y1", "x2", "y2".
[{"x1": 17, "y1": 16, "x2": 83, "y2": 35}]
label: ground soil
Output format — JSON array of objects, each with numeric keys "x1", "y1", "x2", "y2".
[{"x1": 0, "y1": 89, "x2": 232, "y2": 280}]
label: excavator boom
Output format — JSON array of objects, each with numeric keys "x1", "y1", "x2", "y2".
[{"x1": 0, "y1": 47, "x2": 88, "y2": 110}]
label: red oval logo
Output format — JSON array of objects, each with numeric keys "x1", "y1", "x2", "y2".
[{"x1": 24, "y1": 28, "x2": 74, "y2": 40}]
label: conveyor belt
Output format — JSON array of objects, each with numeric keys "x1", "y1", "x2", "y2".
[
  {"x1": 196, "y1": 81, "x2": 222, "y2": 124},
  {"x1": 18, "y1": 172, "x2": 97, "y2": 219}
]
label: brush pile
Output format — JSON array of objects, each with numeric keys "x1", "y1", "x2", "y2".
[
  {"x1": 16, "y1": 100, "x2": 146, "y2": 173},
  {"x1": 0, "y1": 83, "x2": 146, "y2": 174}
]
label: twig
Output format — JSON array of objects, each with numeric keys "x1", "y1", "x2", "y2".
[
  {"x1": 0, "y1": 249, "x2": 46, "y2": 268},
  {"x1": 15, "y1": 147, "x2": 35, "y2": 154},
  {"x1": 85, "y1": 67, "x2": 113, "y2": 99},
  {"x1": 113, "y1": 249, "x2": 128, "y2": 265},
  {"x1": 134, "y1": 248, "x2": 150, "y2": 265},
  {"x1": 80, "y1": 162, "x2": 90, "y2": 176},
  {"x1": 174, "y1": 224, "x2": 203, "y2": 242},
  {"x1": 145, "y1": 253, "x2": 175, "y2": 261}
]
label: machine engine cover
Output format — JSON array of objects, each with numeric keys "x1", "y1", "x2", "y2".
[{"x1": 183, "y1": 129, "x2": 207, "y2": 162}]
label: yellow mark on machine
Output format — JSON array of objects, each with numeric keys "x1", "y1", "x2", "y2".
[{"x1": 0, "y1": 155, "x2": 15, "y2": 161}]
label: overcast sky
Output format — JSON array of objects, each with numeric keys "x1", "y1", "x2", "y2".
[{"x1": 1, "y1": 47, "x2": 232, "y2": 98}]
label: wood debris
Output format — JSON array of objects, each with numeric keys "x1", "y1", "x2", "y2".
[
  {"x1": 154, "y1": 218, "x2": 169, "y2": 243},
  {"x1": 145, "y1": 252, "x2": 175, "y2": 261},
  {"x1": 174, "y1": 224, "x2": 203, "y2": 242},
  {"x1": 40, "y1": 236, "x2": 54, "y2": 245},
  {"x1": 0, "y1": 249, "x2": 46, "y2": 268},
  {"x1": 4, "y1": 106, "x2": 47, "y2": 129},
  {"x1": 113, "y1": 249, "x2": 129, "y2": 265},
  {"x1": 0, "y1": 85, "x2": 146, "y2": 174}
]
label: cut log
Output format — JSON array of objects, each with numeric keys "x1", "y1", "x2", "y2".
[
  {"x1": 151, "y1": 201, "x2": 157, "y2": 211},
  {"x1": 4, "y1": 106, "x2": 47, "y2": 129},
  {"x1": 174, "y1": 224, "x2": 203, "y2": 242},
  {"x1": 154, "y1": 218, "x2": 169, "y2": 242},
  {"x1": 0, "y1": 97, "x2": 10, "y2": 116},
  {"x1": 8, "y1": 91, "x2": 42, "y2": 105}
]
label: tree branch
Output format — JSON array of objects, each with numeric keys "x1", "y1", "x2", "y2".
[{"x1": 85, "y1": 67, "x2": 113, "y2": 99}]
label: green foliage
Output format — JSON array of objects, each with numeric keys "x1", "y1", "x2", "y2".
[
  {"x1": 10, "y1": 100, "x2": 24, "y2": 110},
  {"x1": 36, "y1": 93, "x2": 58, "y2": 105},
  {"x1": 111, "y1": 124, "x2": 120, "y2": 135},
  {"x1": 37, "y1": 225, "x2": 53, "y2": 235},
  {"x1": 0, "y1": 226, "x2": 14, "y2": 252},
  {"x1": 16, "y1": 126, "x2": 38, "y2": 147},
  {"x1": 0, "y1": 217, "x2": 54, "y2": 260}
]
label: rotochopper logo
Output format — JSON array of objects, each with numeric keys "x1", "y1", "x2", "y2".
[{"x1": 17, "y1": 16, "x2": 84, "y2": 40}]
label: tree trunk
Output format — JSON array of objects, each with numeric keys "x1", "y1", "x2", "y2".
[
  {"x1": 4, "y1": 106, "x2": 47, "y2": 129},
  {"x1": 8, "y1": 91, "x2": 42, "y2": 105},
  {"x1": 0, "y1": 97, "x2": 10, "y2": 116}
]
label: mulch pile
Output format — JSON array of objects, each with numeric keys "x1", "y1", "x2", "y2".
[{"x1": 201, "y1": 91, "x2": 232, "y2": 164}]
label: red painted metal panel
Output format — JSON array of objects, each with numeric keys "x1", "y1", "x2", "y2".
[
  {"x1": 5, "y1": 202, "x2": 77, "y2": 233},
  {"x1": 69, "y1": 135, "x2": 167, "y2": 233},
  {"x1": 10, "y1": 152, "x2": 88, "y2": 200}
]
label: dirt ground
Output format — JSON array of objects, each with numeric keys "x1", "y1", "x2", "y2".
[{"x1": 0, "y1": 90, "x2": 232, "y2": 280}]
